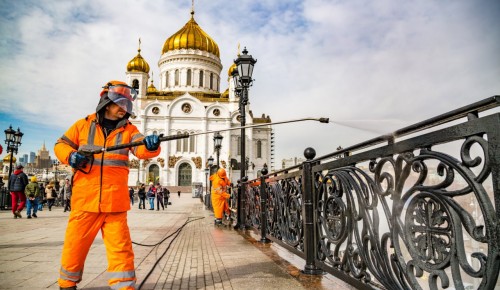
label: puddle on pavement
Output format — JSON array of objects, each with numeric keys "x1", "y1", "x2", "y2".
[{"x1": 240, "y1": 230, "x2": 357, "y2": 289}]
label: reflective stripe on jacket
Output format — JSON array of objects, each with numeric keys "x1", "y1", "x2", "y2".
[{"x1": 54, "y1": 113, "x2": 160, "y2": 212}]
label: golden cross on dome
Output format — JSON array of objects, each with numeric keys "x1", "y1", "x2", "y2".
[{"x1": 138, "y1": 38, "x2": 141, "y2": 52}]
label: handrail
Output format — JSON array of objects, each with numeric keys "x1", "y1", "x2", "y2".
[{"x1": 316, "y1": 95, "x2": 499, "y2": 161}]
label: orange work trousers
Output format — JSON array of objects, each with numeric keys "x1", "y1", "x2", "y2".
[
  {"x1": 58, "y1": 210, "x2": 136, "y2": 289},
  {"x1": 211, "y1": 192, "x2": 230, "y2": 219}
]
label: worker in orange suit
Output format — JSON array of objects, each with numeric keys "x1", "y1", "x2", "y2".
[
  {"x1": 54, "y1": 80, "x2": 161, "y2": 290},
  {"x1": 210, "y1": 168, "x2": 231, "y2": 225}
]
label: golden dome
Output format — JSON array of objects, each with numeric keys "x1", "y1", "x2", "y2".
[
  {"x1": 2, "y1": 153, "x2": 16, "y2": 163},
  {"x1": 227, "y1": 63, "x2": 236, "y2": 77},
  {"x1": 127, "y1": 48, "x2": 150, "y2": 73},
  {"x1": 221, "y1": 88, "x2": 229, "y2": 98},
  {"x1": 162, "y1": 11, "x2": 220, "y2": 57}
]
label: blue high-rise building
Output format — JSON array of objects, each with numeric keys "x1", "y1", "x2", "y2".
[{"x1": 30, "y1": 152, "x2": 36, "y2": 164}]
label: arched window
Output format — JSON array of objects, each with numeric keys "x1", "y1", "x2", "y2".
[
  {"x1": 183, "y1": 132, "x2": 188, "y2": 152},
  {"x1": 210, "y1": 73, "x2": 213, "y2": 90},
  {"x1": 175, "y1": 69, "x2": 179, "y2": 86},
  {"x1": 176, "y1": 131, "x2": 182, "y2": 152},
  {"x1": 189, "y1": 134, "x2": 195, "y2": 152},
  {"x1": 165, "y1": 72, "x2": 169, "y2": 87},
  {"x1": 257, "y1": 140, "x2": 262, "y2": 158},
  {"x1": 199, "y1": 70, "x2": 204, "y2": 87},
  {"x1": 178, "y1": 163, "x2": 192, "y2": 186},
  {"x1": 187, "y1": 69, "x2": 192, "y2": 86},
  {"x1": 132, "y1": 79, "x2": 139, "y2": 90}
]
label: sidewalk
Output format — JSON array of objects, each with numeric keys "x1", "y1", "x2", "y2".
[{"x1": 0, "y1": 194, "x2": 354, "y2": 289}]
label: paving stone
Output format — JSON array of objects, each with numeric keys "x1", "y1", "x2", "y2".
[{"x1": 0, "y1": 195, "x2": 354, "y2": 290}]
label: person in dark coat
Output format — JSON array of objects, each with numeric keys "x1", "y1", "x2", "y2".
[
  {"x1": 138, "y1": 184, "x2": 146, "y2": 209},
  {"x1": 129, "y1": 187, "x2": 135, "y2": 206},
  {"x1": 156, "y1": 183, "x2": 164, "y2": 210},
  {"x1": 8, "y1": 164, "x2": 29, "y2": 219}
]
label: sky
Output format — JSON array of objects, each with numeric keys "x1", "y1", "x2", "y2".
[{"x1": 0, "y1": 0, "x2": 499, "y2": 167}]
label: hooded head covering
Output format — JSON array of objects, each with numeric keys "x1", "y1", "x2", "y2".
[
  {"x1": 217, "y1": 168, "x2": 227, "y2": 179},
  {"x1": 96, "y1": 80, "x2": 137, "y2": 120}
]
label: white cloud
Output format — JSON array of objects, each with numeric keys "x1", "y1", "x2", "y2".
[{"x1": 0, "y1": 0, "x2": 499, "y2": 163}]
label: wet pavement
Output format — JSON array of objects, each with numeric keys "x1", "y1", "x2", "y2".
[{"x1": 0, "y1": 194, "x2": 355, "y2": 289}]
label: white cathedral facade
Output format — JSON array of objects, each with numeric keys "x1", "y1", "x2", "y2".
[{"x1": 124, "y1": 10, "x2": 274, "y2": 188}]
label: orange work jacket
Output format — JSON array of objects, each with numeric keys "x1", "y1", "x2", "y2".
[
  {"x1": 210, "y1": 173, "x2": 230, "y2": 198},
  {"x1": 54, "y1": 113, "x2": 160, "y2": 212}
]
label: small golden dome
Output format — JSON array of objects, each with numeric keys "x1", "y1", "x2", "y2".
[
  {"x1": 127, "y1": 47, "x2": 150, "y2": 73},
  {"x1": 221, "y1": 88, "x2": 229, "y2": 98},
  {"x1": 2, "y1": 153, "x2": 16, "y2": 163},
  {"x1": 227, "y1": 63, "x2": 236, "y2": 77},
  {"x1": 162, "y1": 11, "x2": 220, "y2": 57},
  {"x1": 147, "y1": 79, "x2": 157, "y2": 94}
]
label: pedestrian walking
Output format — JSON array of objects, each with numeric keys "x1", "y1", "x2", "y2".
[
  {"x1": 129, "y1": 187, "x2": 135, "y2": 206},
  {"x1": 178, "y1": 190, "x2": 181, "y2": 198},
  {"x1": 54, "y1": 80, "x2": 161, "y2": 289},
  {"x1": 63, "y1": 178, "x2": 72, "y2": 212},
  {"x1": 164, "y1": 187, "x2": 170, "y2": 208},
  {"x1": 38, "y1": 183, "x2": 45, "y2": 211},
  {"x1": 24, "y1": 176, "x2": 40, "y2": 219},
  {"x1": 138, "y1": 183, "x2": 146, "y2": 209},
  {"x1": 9, "y1": 164, "x2": 28, "y2": 218},
  {"x1": 147, "y1": 182, "x2": 156, "y2": 210},
  {"x1": 156, "y1": 183, "x2": 164, "y2": 210},
  {"x1": 45, "y1": 181, "x2": 57, "y2": 211}
]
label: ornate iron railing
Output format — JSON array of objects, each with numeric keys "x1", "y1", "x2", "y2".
[{"x1": 232, "y1": 96, "x2": 500, "y2": 290}]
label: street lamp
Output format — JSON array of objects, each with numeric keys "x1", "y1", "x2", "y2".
[
  {"x1": 207, "y1": 156, "x2": 214, "y2": 209},
  {"x1": 3, "y1": 125, "x2": 23, "y2": 209},
  {"x1": 232, "y1": 47, "x2": 256, "y2": 229},
  {"x1": 204, "y1": 168, "x2": 209, "y2": 195},
  {"x1": 213, "y1": 132, "x2": 223, "y2": 169},
  {"x1": 53, "y1": 160, "x2": 60, "y2": 191}
]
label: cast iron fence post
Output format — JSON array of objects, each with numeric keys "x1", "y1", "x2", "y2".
[
  {"x1": 260, "y1": 167, "x2": 270, "y2": 243},
  {"x1": 302, "y1": 147, "x2": 322, "y2": 275}
]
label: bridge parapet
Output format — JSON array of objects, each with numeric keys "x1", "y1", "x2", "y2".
[{"x1": 231, "y1": 96, "x2": 500, "y2": 290}]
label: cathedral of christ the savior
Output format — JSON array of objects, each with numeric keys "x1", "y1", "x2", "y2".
[{"x1": 124, "y1": 9, "x2": 274, "y2": 188}]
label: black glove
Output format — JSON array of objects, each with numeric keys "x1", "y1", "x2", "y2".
[
  {"x1": 69, "y1": 152, "x2": 90, "y2": 169},
  {"x1": 143, "y1": 135, "x2": 160, "y2": 151}
]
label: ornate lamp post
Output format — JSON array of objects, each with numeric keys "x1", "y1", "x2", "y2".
[
  {"x1": 213, "y1": 132, "x2": 223, "y2": 169},
  {"x1": 53, "y1": 160, "x2": 60, "y2": 191},
  {"x1": 204, "y1": 168, "x2": 209, "y2": 195},
  {"x1": 3, "y1": 125, "x2": 23, "y2": 209},
  {"x1": 232, "y1": 47, "x2": 256, "y2": 229},
  {"x1": 206, "y1": 156, "x2": 214, "y2": 209}
]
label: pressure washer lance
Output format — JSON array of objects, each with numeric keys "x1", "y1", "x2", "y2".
[{"x1": 81, "y1": 117, "x2": 329, "y2": 155}]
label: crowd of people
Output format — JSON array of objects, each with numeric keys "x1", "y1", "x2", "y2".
[
  {"x1": 130, "y1": 183, "x2": 178, "y2": 210},
  {"x1": 8, "y1": 164, "x2": 180, "y2": 218},
  {"x1": 8, "y1": 164, "x2": 73, "y2": 219}
]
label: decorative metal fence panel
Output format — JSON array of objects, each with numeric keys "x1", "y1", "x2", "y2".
[{"x1": 236, "y1": 96, "x2": 500, "y2": 290}]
